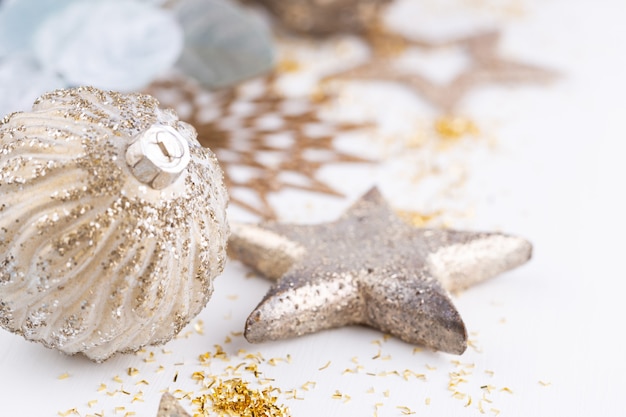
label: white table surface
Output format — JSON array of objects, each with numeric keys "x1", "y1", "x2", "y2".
[{"x1": 1, "y1": 0, "x2": 625, "y2": 415}]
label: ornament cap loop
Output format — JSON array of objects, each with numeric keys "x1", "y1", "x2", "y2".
[{"x1": 126, "y1": 124, "x2": 191, "y2": 189}]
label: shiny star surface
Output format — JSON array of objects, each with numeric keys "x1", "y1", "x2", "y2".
[
  {"x1": 229, "y1": 188, "x2": 532, "y2": 354},
  {"x1": 328, "y1": 30, "x2": 558, "y2": 113},
  {"x1": 157, "y1": 393, "x2": 191, "y2": 417}
]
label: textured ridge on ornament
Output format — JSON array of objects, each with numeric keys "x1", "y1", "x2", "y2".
[{"x1": 0, "y1": 86, "x2": 229, "y2": 362}]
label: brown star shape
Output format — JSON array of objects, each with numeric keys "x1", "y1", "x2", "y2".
[
  {"x1": 145, "y1": 74, "x2": 371, "y2": 219},
  {"x1": 228, "y1": 187, "x2": 532, "y2": 354},
  {"x1": 327, "y1": 29, "x2": 558, "y2": 113}
]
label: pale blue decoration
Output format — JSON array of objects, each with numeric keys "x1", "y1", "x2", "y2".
[
  {"x1": 173, "y1": 0, "x2": 275, "y2": 89},
  {"x1": 33, "y1": 0, "x2": 183, "y2": 91},
  {"x1": 0, "y1": 0, "x2": 76, "y2": 57},
  {"x1": 0, "y1": 54, "x2": 64, "y2": 116}
]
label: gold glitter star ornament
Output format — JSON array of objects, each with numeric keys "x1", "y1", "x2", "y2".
[
  {"x1": 0, "y1": 87, "x2": 229, "y2": 362},
  {"x1": 229, "y1": 188, "x2": 531, "y2": 354}
]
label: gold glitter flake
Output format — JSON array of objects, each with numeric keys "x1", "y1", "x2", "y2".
[
  {"x1": 434, "y1": 116, "x2": 480, "y2": 141},
  {"x1": 193, "y1": 378, "x2": 290, "y2": 417}
]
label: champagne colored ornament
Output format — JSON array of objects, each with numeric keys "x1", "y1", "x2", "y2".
[{"x1": 0, "y1": 86, "x2": 229, "y2": 362}]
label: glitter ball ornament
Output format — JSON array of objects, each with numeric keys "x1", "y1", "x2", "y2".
[{"x1": 0, "y1": 87, "x2": 229, "y2": 362}]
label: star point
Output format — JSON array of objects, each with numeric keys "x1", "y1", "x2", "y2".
[
  {"x1": 156, "y1": 393, "x2": 191, "y2": 417},
  {"x1": 326, "y1": 29, "x2": 558, "y2": 113},
  {"x1": 229, "y1": 187, "x2": 532, "y2": 354}
]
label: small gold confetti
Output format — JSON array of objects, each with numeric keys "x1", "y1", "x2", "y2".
[
  {"x1": 425, "y1": 397, "x2": 431, "y2": 405},
  {"x1": 87, "y1": 400, "x2": 98, "y2": 408},
  {"x1": 331, "y1": 390, "x2": 351, "y2": 403},
  {"x1": 539, "y1": 380, "x2": 552, "y2": 387},
  {"x1": 58, "y1": 409, "x2": 79, "y2": 416},
  {"x1": 434, "y1": 115, "x2": 480, "y2": 141},
  {"x1": 127, "y1": 367, "x2": 139, "y2": 377},
  {"x1": 276, "y1": 59, "x2": 301, "y2": 74},
  {"x1": 194, "y1": 378, "x2": 290, "y2": 417},
  {"x1": 113, "y1": 375, "x2": 124, "y2": 384},
  {"x1": 194, "y1": 320, "x2": 204, "y2": 335},
  {"x1": 318, "y1": 361, "x2": 331, "y2": 370},
  {"x1": 481, "y1": 385, "x2": 496, "y2": 393},
  {"x1": 301, "y1": 381, "x2": 316, "y2": 391},
  {"x1": 397, "y1": 406, "x2": 416, "y2": 415},
  {"x1": 57, "y1": 373, "x2": 71, "y2": 380}
]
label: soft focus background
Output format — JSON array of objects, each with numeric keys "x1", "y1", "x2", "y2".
[{"x1": 1, "y1": 0, "x2": 625, "y2": 415}]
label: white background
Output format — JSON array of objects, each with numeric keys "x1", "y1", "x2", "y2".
[{"x1": 1, "y1": 0, "x2": 625, "y2": 415}]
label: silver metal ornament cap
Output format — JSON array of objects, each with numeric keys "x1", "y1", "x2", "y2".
[{"x1": 126, "y1": 124, "x2": 191, "y2": 189}]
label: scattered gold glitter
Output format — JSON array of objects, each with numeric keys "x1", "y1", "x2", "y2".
[
  {"x1": 58, "y1": 372, "x2": 71, "y2": 380},
  {"x1": 194, "y1": 320, "x2": 204, "y2": 335},
  {"x1": 539, "y1": 380, "x2": 552, "y2": 387},
  {"x1": 331, "y1": 390, "x2": 351, "y2": 403},
  {"x1": 397, "y1": 405, "x2": 416, "y2": 415},
  {"x1": 318, "y1": 361, "x2": 331, "y2": 370},
  {"x1": 396, "y1": 209, "x2": 442, "y2": 227},
  {"x1": 276, "y1": 58, "x2": 302, "y2": 73},
  {"x1": 301, "y1": 381, "x2": 316, "y2": 391},
  {"x1": 434, "y1": 115, "x2": 480, "y2": 141},
  {"x1": 193, "y1": 378, "x2": 290, "y2": 417}
]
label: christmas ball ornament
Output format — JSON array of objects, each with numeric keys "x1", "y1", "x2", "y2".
[{"x1": 0, "y1": 87, "x2": 229, "y2": 362}]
